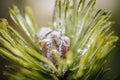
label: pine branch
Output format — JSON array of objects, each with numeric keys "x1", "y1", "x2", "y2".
[{"x1": 0, "y1": 0, "x2": 118, "y2": 80}]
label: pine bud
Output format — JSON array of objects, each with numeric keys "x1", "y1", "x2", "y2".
[{"x1": 37, "y1": 27, "x2": 70, "y2": 65}]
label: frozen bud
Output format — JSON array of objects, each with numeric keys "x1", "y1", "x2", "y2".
[{"x1": 37, "y1": 27, "x2": 70, "y2": 65}]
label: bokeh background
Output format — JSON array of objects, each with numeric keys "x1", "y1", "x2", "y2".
[{"x1": 0, "y1": 0, "x2": 120, "y2": 80}]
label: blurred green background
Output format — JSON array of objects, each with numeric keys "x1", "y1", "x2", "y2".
[{"x1": 0, "y1": 0, "x2": 120, "y2": 80}]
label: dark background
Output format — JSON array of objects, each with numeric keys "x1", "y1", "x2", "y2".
[{"x1": 0, "y1": 0, "x2": 120, "y2": 80}]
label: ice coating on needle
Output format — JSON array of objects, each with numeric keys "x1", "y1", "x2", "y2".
[{"x1": 37, "y1": 27, "x2": 70, "y2": 65}]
